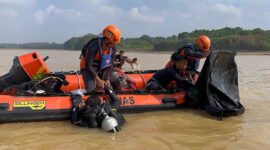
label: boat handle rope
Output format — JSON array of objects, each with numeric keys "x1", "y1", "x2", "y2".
[
  {"x1": 136, "y1": 69, "x2": 146, "y2": 87},
  {"x1": 75, "y1": 71, "x2": 82, "y2": 89},
  {"x1": 31, "y1": 76, "x2": 64, "y2": 91}
]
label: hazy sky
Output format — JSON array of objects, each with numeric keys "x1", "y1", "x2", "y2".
[{"x1": 1, "y1": 0, "x2": 270, "y2": 43}]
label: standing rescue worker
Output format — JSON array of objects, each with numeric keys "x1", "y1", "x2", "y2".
[
  {"x1": 80, "y1": 25, "x2": 121, "y2": 93},
  {"x1": 166, "y1": 35, "x2": 211, "y2": 72}
]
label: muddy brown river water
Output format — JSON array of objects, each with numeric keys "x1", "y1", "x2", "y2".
[{"x1": 0, "y1": 49, "x2": 269, "y2": 150}]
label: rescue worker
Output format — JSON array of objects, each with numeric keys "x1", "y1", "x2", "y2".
[
  {"x1": 114, "y1": 50, "x2": 138, "y2": 70},
  {"x1": 80, "y1": 25, "x2": 121, "y2": 93},
  {"x1": 166, "y1": 35, "x2": 211, "y2": 72},
  {"x1": 146, "y1": 55, "x2": 193, "y2": 91}
]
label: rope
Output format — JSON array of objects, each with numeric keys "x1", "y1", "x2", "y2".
[
  {"x1": 136, "y1": 69, "x2": 146, "y2": 88},
  {"x1": 75, "y1": 71, "x2": 82, "y2": 89},
  {"x1": 31, "y1": 76, "x2": 64, "y2": 91}
]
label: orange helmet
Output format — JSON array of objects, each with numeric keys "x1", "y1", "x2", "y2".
[
  {"x1": 102, "y1": 25, "x2": 121, "y2": 44},
  {"x1": 195, "y1": 35, "x2": 211, "y2": 52}
]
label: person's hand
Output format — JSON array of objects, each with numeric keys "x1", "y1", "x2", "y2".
[
  {"x1": 97, "y1": 80, "x2": 106, "y2": 89},
  {"x1": 105, "y1": 80, "x2": 112, "y2": 88},
  {"x1": 186, "y1": 79, "x2": 195, "y2": 88},
  {"x1": 95, "y1": 77, "x2": 106, "y2": 89}
]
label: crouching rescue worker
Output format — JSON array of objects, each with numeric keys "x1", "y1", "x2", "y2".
[
  {"x1": 70, "y1": 86, "x2": 125, "y2": 132},
  {"x1": 80, "y1": 25, "x2": 122, "y2": 93},
  {"x1": 146, "y1": 55, "x2": 194, "y2": 91},
  {"x1": 166, "y1": 35, "x2": 211, "y2": 73}
]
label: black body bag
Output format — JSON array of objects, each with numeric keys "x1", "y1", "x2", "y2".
[{"x1": 191, "y1": 50, "x2": 245, "y2": 118}]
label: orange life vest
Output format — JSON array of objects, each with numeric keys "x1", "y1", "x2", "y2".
[{"x1": 80, "y1": 38, "x2": 111, "y2": 70}]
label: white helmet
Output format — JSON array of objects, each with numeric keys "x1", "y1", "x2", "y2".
[{"x1": 101, "y1": 115, "x2": 119, "y2": 132}]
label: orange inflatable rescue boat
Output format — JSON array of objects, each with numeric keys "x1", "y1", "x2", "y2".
[{"x1": 0, "y1": 52, "x2": 187, "y2": 123}]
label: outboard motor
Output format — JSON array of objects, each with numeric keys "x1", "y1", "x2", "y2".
[{"x1": 0, "y1": 52, "x2": 50, "y2": 92}]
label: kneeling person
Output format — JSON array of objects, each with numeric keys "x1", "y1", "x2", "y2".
[{"x1": 147, "y1": 55, "x2": 193, "y2": 91}]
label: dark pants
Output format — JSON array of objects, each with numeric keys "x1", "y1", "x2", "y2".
[
  {"x1": 146, "y1": 78, "x2": 166, "y2": 91},
  {"x1": 81, "y1": 70, "x2": 96, "y2": 93},
  {"x1": 81, "y1": 69, "x2": 121, "y2": 93}
]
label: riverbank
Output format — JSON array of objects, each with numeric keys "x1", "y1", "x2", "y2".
[{"x1": 1, "y1": 48, "x2": 270, "y2": 55}]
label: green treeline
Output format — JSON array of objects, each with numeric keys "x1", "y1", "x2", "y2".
[
  {"x1": 1, "y1": 27, "x2": 270, "y2": 51},
  {"x1": 63, "y1": 27, "x2": 270, "y2": 51}
]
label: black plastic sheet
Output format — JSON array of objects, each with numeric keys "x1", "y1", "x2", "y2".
[{"x1": 195, "y1": 50, "x2": 245, "y2": 118}]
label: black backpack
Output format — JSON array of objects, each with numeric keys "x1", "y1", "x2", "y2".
[{"x1": 80, "y1": 37, "x2": 99, "y2": 58}]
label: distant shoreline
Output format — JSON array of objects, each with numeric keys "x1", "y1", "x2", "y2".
[
  {"x1": 0, "y1": 48, "x2": 270, "y2": 55},
  {"x1": 236, "y1": 51, "x2": 270, "y2": 55}
]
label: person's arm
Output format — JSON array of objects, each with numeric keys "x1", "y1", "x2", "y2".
[
  {"x1": 85, "y1": 40, "x2": 107, "y2": 88},
  {"x1": 85, "y1": 40, "x2": 99, "y2": 77},
  {"x1": 173, "y1": 70, "x2": 193, "y2": 87},
  {"x1": 125, "y1": 57, "x2": 139, "y2": 68},
  {"x1": 124, "y1": 57, "x2": 133, "y2": 64},
  {"x1": 114, "y1": 62, "x2": 121, "y2": 65},
  {"x1": 183, "y1": 48, "x2": 209, "y2": 59}
]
